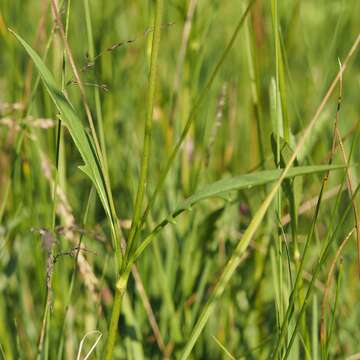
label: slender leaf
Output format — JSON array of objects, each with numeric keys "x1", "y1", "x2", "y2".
[
  {"x1": 10, "y1": 30, "x2": 114, "y2": 237},
  {"x1": 133, "y1": 164, "x2": 345, "y2": 261}
]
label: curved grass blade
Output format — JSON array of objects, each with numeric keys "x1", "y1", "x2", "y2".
[
  {"x1": 10, "y1": 29, "x2": 116, "y2": 246},
  {"x1": 133, "y1": 164, "x2": 345, "y2": 262}
]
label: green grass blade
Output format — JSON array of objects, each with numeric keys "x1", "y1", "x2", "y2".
[
  {"x1": 179, "y1": 165, "x2": 348, "y2": 359},
  {"x1": 179, "y1": 34, "x2": 360, "y2": 351},
  {"x1": 271, "y1": 0, "x2": 289, "y2": 141},
  {"x1": 9, "y1": 29, "x2": 116, "y2": 247},
  {"x1": 138, "y1": 0, "x2": 257, "y2": 233},
  {"x1": 212, "y1": 335, "x2": 236, "y2": 360},
  {"x1": 312, "y1": 295, "x2": 319, "y2": 360},
  {"x1": 133, "y1": 164, "x2": 345, "y2": 262},
  {"x1": 125, "y1": 0, "x2": 164, "y2": 260},
  {"x1": 83, "y1": 0, "x2": 108, "y2": 172}
]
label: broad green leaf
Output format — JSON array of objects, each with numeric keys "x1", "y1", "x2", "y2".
[
  {"x1": 133, "y1": 164, "x2": 345, "y2": 261},
  {"x1": 10, "y1": 30, "x2": 113, "y2": 232}
]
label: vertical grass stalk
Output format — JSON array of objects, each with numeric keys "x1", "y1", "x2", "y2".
[
  {"x1": 104, "y1": 0, "x2": 164, "y2": 358},
  {"x1": 125, "y1": 0, "x2": 164, "y2": 260},
  {"x1": 135, "y1": 0, "x2": 256, "y2": 251}
]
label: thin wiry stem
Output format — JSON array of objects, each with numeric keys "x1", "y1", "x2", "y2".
[
  {"x1": 281, "y1": 182, "x2": 360, "y2": 359},
  {"x1": 318, "y1": 60, "x2": 360, "y2": 350},
  {"x1": 131, "y1": 266, "x2": 165, "y2": 352},
  {"x1": 336, "y1": 130, "x2": 360, "y2": 273},
  {"x1": 36, "y1": 1, "x2": 70, "y2": 356},
  {"x1": 50, "y1": 0, "x2": 122, "y2": 271},
  {"x1": 125, "y1": 0, "x2": 164, "y2": 261},
  {"x1": 320, "y1": 227, "x2": 354, "y2": 347},
  {"x1": 50, "y1": 0, "x2": 102, "y2": 164},
  {"x1": 332, "y1": 60, "x2": 360, "y2": 274},
  {"x1": 83, "y1": 0, "x2": 108, "y2": 173},
  {"x1": 84, "y1": 0, "x2": 166, "y2": 353},
  {"x1": 272, "y1": 33, "x2": 360, "y2": 358},
  {"x1": 56, "y1": 187, "x2": 94, "y2": 360},
  {"x1": 183, "y1": 33, "x2": 360, "y2": 360},
  {"x1": 281, "y1": 185, "x2": 343, "y2": 226}
]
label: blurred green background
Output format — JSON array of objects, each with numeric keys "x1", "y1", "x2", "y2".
[{"x1": 1, "y1": 0, "x2": 360, "y2": 358}]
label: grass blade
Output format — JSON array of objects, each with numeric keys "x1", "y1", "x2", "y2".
[
  {"x1": 134, "y1": 164, "x2": 345, "y2": 261},
  {"x1": 179, "y1": 33, "x2": 360, "y2": 358},
  {"x1": 9, "y1": 29, "x2": 116, "y2": 249},
  {"x1": 76, "y1": 330, "x2": 102, "y2": 360}
]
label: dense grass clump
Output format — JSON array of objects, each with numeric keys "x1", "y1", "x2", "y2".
[{"x1": 1, "y1": 0, "x2": 360, "y2": 359}]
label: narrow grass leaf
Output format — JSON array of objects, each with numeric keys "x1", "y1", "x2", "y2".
[
  {"x1": 134, "y1": 164, "x2": 345, "y2": 261},
  {"x1": 212, "y1": 335, "x2": 236, "y2": 360},
  {"x1": 10, "y1": 30, "x2": 115, "y2": 245}
]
